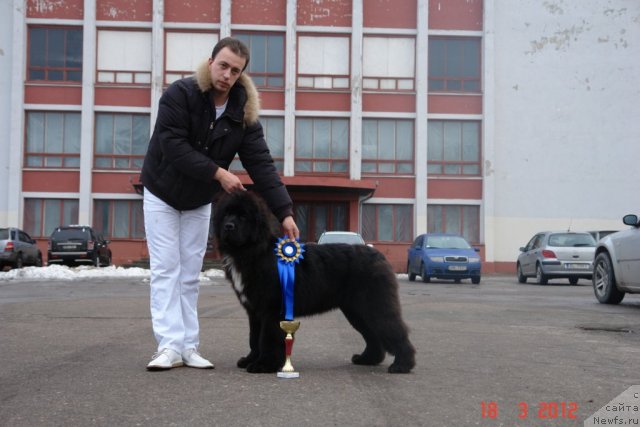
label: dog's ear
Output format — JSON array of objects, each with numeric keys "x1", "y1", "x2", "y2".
[{"x1": 246, "y1": 191, "x2": 279, "y2": 240}]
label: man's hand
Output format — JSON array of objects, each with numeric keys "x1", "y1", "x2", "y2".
[
  {"x1": 214, "y1": 168, "x2": 246, "y2": 193},
  {"x1": 282, "y1": 216, "x2": 300, "y2": 240}
]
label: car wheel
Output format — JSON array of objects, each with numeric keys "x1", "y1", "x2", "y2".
[
  {"x1": 407, "y1": 263, "x2": 416, "y2": 281},
  {"x1": 517, "y1": 263, "x2": 527, "y2": 283},
  {"x1": 593, "y1": 252, "x2": 625, "y2": 304},
  {"x1": 420, "y1": 264, "x2": 430, "y2": 283},
  {"x1": 536, "y1": 264, "x2": 548, "y2": 285},
  {"x1": 472, "y1": 276, "x2": 481, "y2": 284},
  {"x1": 569, "y1": 277, "x2": 579, "y2": 286},
  {"x1": 14, "y1": 253, "x2": 24, "y2": 269}
]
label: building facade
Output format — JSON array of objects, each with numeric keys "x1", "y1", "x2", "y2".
[{"x1": 1, "y1": 0, "x2": 638, "y2": 272}]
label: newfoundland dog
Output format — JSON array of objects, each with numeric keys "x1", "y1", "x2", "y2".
[{"x1": 213, "y1": 190, "x2": 416, "y2": 374}]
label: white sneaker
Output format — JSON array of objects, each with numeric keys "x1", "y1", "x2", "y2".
[
  {"x1": 182, "y1": 349, "x2": 214, "y2": 369},
  {"x1": 147, "y1": 348, "x2": 183, "y2": 371}
]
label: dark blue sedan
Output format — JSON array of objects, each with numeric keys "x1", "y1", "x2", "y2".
[{"x1": 407, "y1": 233, "x2": 481, "y2": 284}]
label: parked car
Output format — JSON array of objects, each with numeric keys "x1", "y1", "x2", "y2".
[
  {"x1": 48, "y1": 225, "x2": 112, "y2": 267},
  {"x1": 318, "y1": 231, "x2": 366, "y2": 245},
  {"x1": 517, "y1": 231, "x2": 596, "y2": 285},
  {"x1": 592, "y1": 214, "x2": 640, "y2": 304},
  {"x1": 407, "y1": 233, "x2": 481, "y2": 284},
  {"x1": 588, "y1": 230, "x2": 618, "y2": 241},
  {"x1": 0, "y1": 227, "x2": 43, "y2": 269}
]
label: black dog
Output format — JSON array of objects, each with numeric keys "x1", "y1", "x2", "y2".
[{"x1": 213, "y1": 190, "x2": 416, "y2": 373}]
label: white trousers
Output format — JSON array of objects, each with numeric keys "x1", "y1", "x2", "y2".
[{"x1": 143, "y1": 188, "x2": 211, "y2": 353}]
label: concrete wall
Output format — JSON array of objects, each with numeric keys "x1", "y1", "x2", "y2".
[
  {"x1": 0, "y1": 0, "x2": 13, "y2": 226},
  {"x1": 488, "y1": 0, "x2": 640, "y2": 265}
]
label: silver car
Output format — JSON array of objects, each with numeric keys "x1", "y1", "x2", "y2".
[
  {"x1": 517, "y1": 231, "x2": 596, "y2": 285},
  {"x1": 0, "y1": 227, "x2": 43, "y2": 269},
  {"x1": 317, "y1": 231, "x2": 366, "y2": 245},
  {"x1": 592, "y1": 214, "x2": 640, "y2": 304}
]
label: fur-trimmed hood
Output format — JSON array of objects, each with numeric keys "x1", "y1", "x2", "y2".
[{"x1": 195, "y1": 60, "x2": 261, "y2": 126}]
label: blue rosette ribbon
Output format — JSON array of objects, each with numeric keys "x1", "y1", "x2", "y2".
[{"x1": 274, "y1": 236, "x2": 305, "y2": 320}]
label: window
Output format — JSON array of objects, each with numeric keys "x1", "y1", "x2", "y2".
[
  {"x1": 362, "y1": 204, "x2": 413, "y2": 242},
  {"x1": 25, "y1": 112, "x2": 81, "y2": 168},
  {"x1": 295, "y1": 202, "x2": 348, "y2": 242},
  {"x1": 95, "y1": 114, "x2": 150, "y2": 170},
  {"x1": 165, "y1": 31, "x2": 218, "y2": 85},
  {"x1": 230, "y1": 117, "x2": 284, "y2": 173},
  {"x1": 362, "y1": 119, "x2": 414, "y2": 174},
  {"x1": 295, "y1": 118, "x2": 348, "y2": 174},
  {"x1": 428, "y1": 120, "x2": 480, "y2": 176},
  {"x1": 234, "y1": 33, "x2": 284, "y2": 89},
  {"x1": 363, "y1": 37, "x2": 415, "y2": 91},
  {"x1": 429, "y1": 37, "x2": 481, "y2": 93},
  {"x1": 427, "y1": 205, "x2": 480, "y2": 244},
  {"x1": 297, "y1": 36, "x2": 350, "y2": 90},
  {"x1": 94, "y1": 200, "x2": 145, "y2": 239},
  {"x1": 28, "y1": 27, "x2": 82, "y2": 82},
  {"x1": 97, "y1": 30, "x2": 151, "y2": 84},
  {"x1": 23, "y1": 198, "x2": 79, "y2": 238}
]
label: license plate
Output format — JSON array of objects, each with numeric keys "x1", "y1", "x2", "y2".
[
  {"x1": 565, "y1": 263, "x2": 590, "y2": 269},
  {"x1": 448, "y1": 265, "x2": 467, "y2": 271}
]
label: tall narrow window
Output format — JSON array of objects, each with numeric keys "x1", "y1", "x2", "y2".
[
  {"x1": 28, "y1": 27, "x2": 83, "y2": 82},
  {"x1": 362, "y1": 119, "x2": 414, "y2": 174},
  {"x1": 23, "y1": 198, "x2": 79, "y2": 238},
  {"x1": 295, "y1": 118, "x2": 349, "y2": 174},
  {"x1": 95, "y1": 114, "x2": 150, "y2": 170},
  {"x1": 427, "y1": 204, "x2": 480, "y2": 243},
  {"x1": 94, "y1": 200, "x2": 145, "y2": 239},
  {"x1": 429, "y1": 37, "x2": 481, "y2": 93},
  {"x1": 428, "y1": 120, "x2": 481, "y2": 176},
  {"x1": 234, "y1": 33, "x2": 284, "y2": 89},
  {"x1": 25, "y1": 112, "x2": 81, "y2": 168}
]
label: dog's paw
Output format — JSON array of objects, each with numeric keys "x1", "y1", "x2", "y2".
[
  {"x1": 387, "y1": 362, "x2": 413, "y2": 374},
  {"x1": 351, "y1": 351, "x2": 385, "y2": 366},
  {"x1": 246, "y1": 360, "x2": 280, "y2": 373},
  {"x1": 237, "y1": 351, "x2": 259, "y2": 368},
  {"x1": 237, "y1": 356, "x2": 251, "y2": 368}
]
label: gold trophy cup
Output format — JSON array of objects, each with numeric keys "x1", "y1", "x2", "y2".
[{"x1": 277, "y1": 320, "x2": 301, "y2": 378}]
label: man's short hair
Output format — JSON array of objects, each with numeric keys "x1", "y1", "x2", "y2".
[{"x1": 211, "y1": 37, "x2": 250, "y2": 71}]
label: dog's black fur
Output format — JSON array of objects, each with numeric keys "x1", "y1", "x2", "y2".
[{"x1": 213, "y1": 190, "x2": 416, "y2": 373}]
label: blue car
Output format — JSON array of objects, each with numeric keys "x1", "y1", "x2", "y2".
[{"x1": 407, "y1": 233, "x2": 482, "y2": 284}]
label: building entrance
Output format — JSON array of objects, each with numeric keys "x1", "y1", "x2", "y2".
[{"x1": 295, "y1": 201, "x2": 349, "y2": 242}]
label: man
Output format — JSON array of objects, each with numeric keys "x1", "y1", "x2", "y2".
[{"x1": 141, "y1": 37, "x2": 299, "y2": 371}]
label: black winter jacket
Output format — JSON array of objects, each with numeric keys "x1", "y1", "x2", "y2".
[{"x1": 140, "y1": 61, "x2": 293, "y2": 221}]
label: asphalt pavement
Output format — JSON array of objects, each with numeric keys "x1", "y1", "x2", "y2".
[{"x1": 1, "y1": 274, "x2": 640, "y2": 426}]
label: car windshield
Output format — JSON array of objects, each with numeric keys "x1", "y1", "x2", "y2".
[
  {"x1": 0, "y1": 229, "x2": 9, "y2": 240},
  {"x1": 319, "y1": 233, "x2": 365, "y2": 244},
  {"x1": 52, "y1": 229, "x2": 89, "y2": 241},
  {"x1": 425, "y1": 235, "x2": 472, "y2": 249},
  {"x1": 548, "y1": 233, "x2": 596, "y2": 247}
]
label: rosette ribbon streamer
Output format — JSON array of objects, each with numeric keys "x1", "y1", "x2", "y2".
[{"x1": 274, "y1": 236, "x2": 305, "y2": 320}]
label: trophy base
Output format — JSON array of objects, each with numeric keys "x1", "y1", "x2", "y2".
[{"x1": 277, "y1": 371, "x2": 300, "y2": 379}]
